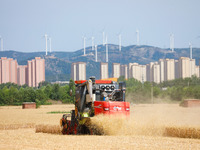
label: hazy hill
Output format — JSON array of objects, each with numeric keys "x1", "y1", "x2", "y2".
[{"x1": 0, "y1": 44, "x2": 199, "y2": 81}]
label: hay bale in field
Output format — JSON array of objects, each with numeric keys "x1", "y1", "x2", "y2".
[
  {"x1": 22, "y1": 102, "x2": 36, "y2": 109},
  {"x1": 180, "y1": 99, "x2": 200, "y2": 107}
]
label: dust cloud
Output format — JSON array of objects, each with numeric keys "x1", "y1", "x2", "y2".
[{"x1": 90, "y1": 104, "x2": 200, "y2": 139}]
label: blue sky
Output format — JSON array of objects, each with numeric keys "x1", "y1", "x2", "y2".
[{"x1": 0, "y1": 0, "x2": 200, "y2": 52}]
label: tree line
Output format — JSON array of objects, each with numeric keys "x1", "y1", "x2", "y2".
[
  {"x1": 0, "y1": 79, "x2": 75, "y2": 106},
  {"x1": 1, "y1": 76, "x2": 200, "y2": 106},
  {"x1": 118, "y1": 76, "x2": 200, "y2": 103}
]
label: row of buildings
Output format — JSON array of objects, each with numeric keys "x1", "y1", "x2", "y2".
[
  {"x1": 0, "y1": 57, "x2": 45, "y2": 87},
  {"x1": 71, "y1": 57, "x2": 200, "y2": 83}
]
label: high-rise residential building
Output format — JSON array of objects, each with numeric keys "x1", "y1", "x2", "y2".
[
  {"x1": 10, "y1": 59, "x2": 18, "y2": 84},
  {"x1": 152, "y1": 62, "x2": 160, "y2": 83},
  {"x1": 100, "y1": 63, "x2": 108, "y2": 79},
  {"x1": 146, "y1": 64, "x2": 150, "y2": 82},
  {"x1": 35, "y1": 57, "x2": 45, "y2": 87},
  {"x1": 112, "y1": 63, "x2": 120, "y2": 78},
  {"x1": 178, "y1": 57, "x2": 191, "y2": 78},
  {"x1": 1, "y1": 57, "x2": 10, "y2": 83},
  {"x1": 128, "y1": 63, "x2": 135, "y2": 78},
  {"x1": 164, "y1": 59, "x2": 175, "y2": 81},
  {"x1": 129, "y1": 63, "x2": 146, "y2": 82},
  {"x1": 190, "y1": 59, "x2": 196, "y2": 77},
  {"x1": 77, "y1": 62, "x2": 86, "y2": 80},
  {"x1": 140, "y1": 65, "x2": 146, "y2": 82},
  {"x1": 0, "y1": 57, "x2": 17, "y2": 84},
  {"x1": 0, "y1": 57, "x2": 44, "y2": 87},
  {"x1": 178, "y1": 57, "x2": 196, "y2": 79},
  {"x1": 146, "y1": 62, "x2": 154, "y2": 82},
  {"x1": 175, "y1": 60, "x2": 179, "y2": 79},
  {"x1": 27, "y1": 60, "x2": 35, "y2": 87},
  {"x1": 129, "y1": 63, "x2": 140, "y2": 80},
  {"x1": 195, "y1": 66, "x2": 199, "y2": 77},
  {"x1": 17, "y1": 65, "x2": 27, "y2": 86},
  {"x1": 158, "y1": 59, "x2": 165, "y2": 82},
  {"x1": 120, "y1": 64, "x2": 128, "y2": 79},
  {"x1": 72, "y1": 62, "x2": 86, "y2": 81},
  {"x1": 71, "y1": 63, "x2": 77, "y2": 81},
  {"x1": 27, "y1": 57, "x2": 45, "y2": 87}
]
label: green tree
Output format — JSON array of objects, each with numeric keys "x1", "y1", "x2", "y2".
[
  {"x1": 2, "y1": 87, "x2": 9, "y2": 104},
  {"x1": 8, "y1": 86, "x2": 19, "y2": 105},
  {"x1": 44, "y1": 84, "x2": 52, "y2": 99},
  {"x1": 50, "y1": 84, "x2": 60, "y2": 100},
  {"x1": 153, "y1": 87, "x2": 160, "y2": 98},
  {"x1": 35, "y1": 89, "x2": 47, "y2": 103},
  {"x1": 118, "y1": 76, "x2": 126, "y2": 82},
  {"x1": 23, "y1": 88, "x2": 36, "y2": 102},
  {"x1": 38, "y1": 81, "x2": 51, "y2": 88}
]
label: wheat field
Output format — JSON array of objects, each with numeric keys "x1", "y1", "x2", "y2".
[{"x1": 0, "y1": 104, "x2": 200, "y2": 150}]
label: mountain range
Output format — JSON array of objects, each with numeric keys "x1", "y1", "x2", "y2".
[{"x1": 0, "y1": 44, "x2": 199, "y2": 82}]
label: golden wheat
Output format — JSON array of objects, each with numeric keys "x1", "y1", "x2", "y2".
[
  {"x1": 0, "y1": 104, "x2": 200, "y2": 150},
  {"x1": 35, "y1": 124, "x2": 62, "y2": 134},
  {"x1": 164, "y1": 126, "x2": 200, "y2": 139},
  {"x1": 0, "y1": 123, "x2": 35, "y2": 130}
]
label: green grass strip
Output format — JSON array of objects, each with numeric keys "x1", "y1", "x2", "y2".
[{"x1": 47, "y1": 111, "x2": 70, "y2": 114}]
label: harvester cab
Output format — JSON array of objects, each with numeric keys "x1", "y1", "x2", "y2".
[{"x1": 60, "y1": 77, "x2": 130, "y2": 135}]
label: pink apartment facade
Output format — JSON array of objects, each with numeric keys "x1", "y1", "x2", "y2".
[{"x1": 0, "y1": 57, "x2": 45, "y2": 87}]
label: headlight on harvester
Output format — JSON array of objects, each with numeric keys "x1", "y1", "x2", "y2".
[{"x1": 126, "y1": 108, "x2": 130, "y2": 111}]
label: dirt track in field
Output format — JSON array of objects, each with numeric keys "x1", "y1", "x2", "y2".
[{"x1": 0, "y1": 104, "x2": 200, "y2": 150}]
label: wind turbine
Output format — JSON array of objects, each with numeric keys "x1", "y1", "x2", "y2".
[
  {"x1": 48, "y1": 37, "x2": 52, "y2": 53},
  {"x1": 136, "y1": 29, "x2": 139, "y2": 46},
  {"x1": 119, "y1": 34, "x2": 122, "y2": 51},
  {"x1": 106, "y1": 35, "x2": 108, "y2": 62},
  {"x1": 103, "y1": 31, "x2": 105, "y2": 46},
  {"x1": 92, "y1": 36, "x2": 95, "y2": 50},
  {"x1": 44, "y1": 34, "x2": 48, "y2": 55},
  {"x1": 83, "y1": 36, "x2": 86, "y2": 56},
  {"x1": 95, "y1": 45, "x2": 97, "y2": 62},
  {"x1": 189, "y1": 42, "x2": 192, "y2": 59},
  {"x1": 170, "y1": 33, "x2": 174, "y2": 52},
  {"x1": 0, "y1": 36, "x2": 3, "y2": 51}
]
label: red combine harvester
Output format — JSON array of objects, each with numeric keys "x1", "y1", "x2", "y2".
[{"x1": 60, "y1": 77, "x2": 130, "y2": 134}]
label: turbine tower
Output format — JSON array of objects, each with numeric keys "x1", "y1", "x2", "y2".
[
  {"x1": 95, "y1": 45, "x2": 97, "y2": 62},
  {"x1": 189, "y1": 42, "x2": 192, "y2": 59},
  {"x1": 119, "y1": 34, "x2": 121, "y2": 51},
  {"x1": 136, "y1": 29, "x2": 139, "y2": 46},
  {"x1": 83, "y1": 36, "x2": 86, "y2": 56},
  {"x1": 44, "y1": 34, "x2": 48, "y2": 55},
  {"x1": 103, "y1": 32, "x2": 106, "y2": 46},
  {"x1": 49, "y1": 37, "x2": 52, "y2": 53},
  {"x1": 0, "y1": 36, "x2": 3, "y2": 51},
  {"x1": 170, "y1": 33, "x2": 174, "y2": 52},
  {"x1": 106, "y1": 35, "x2": 108, "y2": 62},
  {"x1": 92, "y1": 37, "x2": 94, "y2": 50}
]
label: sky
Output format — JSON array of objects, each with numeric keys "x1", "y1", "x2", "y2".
[{"x1": 0, "y1": 0, "x2": 200, "y2": 52}]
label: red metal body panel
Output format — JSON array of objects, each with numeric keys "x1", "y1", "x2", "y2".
[
  {"x1": 75, "y1": 80, "x2": 87, "y2": 84},
  {"x1": 95, "y1": 80, "x2": 112, "y2": 84},
  {"x1": 94, "y1": 101, "x2": 130, "y2": 116}
]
